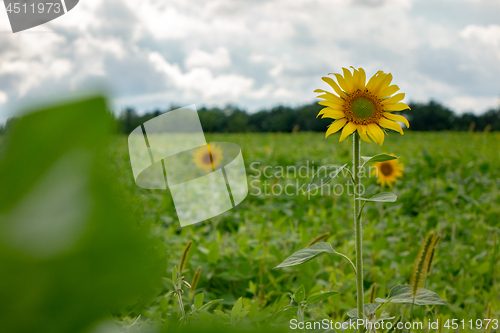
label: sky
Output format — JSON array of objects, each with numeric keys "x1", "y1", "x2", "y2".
[{"x1": 0, "y1": 0, "x2": 499, "y2": 122}]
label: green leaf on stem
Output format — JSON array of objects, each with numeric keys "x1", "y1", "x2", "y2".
[
  {"x1": 231, "y1": 297, "x2": 243, "y2": 318},
  {"x1": 361, "y1": 154, "x2": 398, "y2": 166},
  {"x1": 357, "y1": 192, "x2": 397, "y2": 203},
  {"x1": 375, "y1": 285, "x2": 449, "y2": 306},
  {"x1": 306, "y1": 291, "x2": 339, "y2": 305},
  {"x1": 172, "y1": 265, "x2": 178, "y2": 282},
  {"x1": 294, "y1": 285, "x2": 305, "y2": 303},
  {"x1": 346, "y1": 303, "x2": 381, "y2": 318},
  {"x1": 199, "y1": 299, "x2": 223, "y2": 311},
  {"x1": 162, "y1": 277, "x2": 175, "y2": 288},
  {"x1": 214, "y1": 309, "x2": 230, "y2": 319},
  {"x1": 346, "y1": 303, "x2": 394, "y2": 328},
  {"x1": 194, "y1": 293, "x2": 204, "y2": 309},
  {"x1": 270, "y1": 306, "x2": 296, "y2": 323},
  {"x1": 236, "y1": 311, "x2": 250, "y2": 319},
  {"x1": 274, "y1": 242, "x2": 337, "y2": 268},
  {"x1": 303, "y1": 164, "x2": 347, "y2": 194}
]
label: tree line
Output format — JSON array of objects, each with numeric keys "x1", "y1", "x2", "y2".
[
  {"x1": 1, "y1": 100, "x2": 499, "y2": 135},
  {"x1": 118, "y1": 100, "x2": 500, "y2": 134}
]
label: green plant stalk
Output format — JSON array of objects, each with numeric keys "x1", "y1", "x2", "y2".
[
  {"x1": 297, "y1": 304, "x2": 305, "y2": 333},
  {"x1": 353, "y1": 133, "x2": 365, "y2": 333},
  {"x1": 177, "y1": 291, "x2": 186, "y2": 321}
]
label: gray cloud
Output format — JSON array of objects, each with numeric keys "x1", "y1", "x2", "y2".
[{"x1": 0, "y1": 0, "x2": 499, "y2": 123}]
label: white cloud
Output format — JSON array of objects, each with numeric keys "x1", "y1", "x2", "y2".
[
  {"x1": 449, "y1": 95, "x2": 499, "y2": 113},
  {"x1": 149, "y1": 51, "x2": 264, "y2": 101},
  {"x1": 140, "y1": 6, "x2": 207, "y2": 40},
  {"x1": 0, "y1": 0, "x2": 499, "y2": 115},
  {"x1": 0, "y1": 91, "x2": 8, "y2": 104},
  {"x1": 185, "y1": 47, "x2": 231, "y2": 69},
  {"x1": 461, "y1": 24, "x2": 500, "y2": 46},
  {"x1": 0, "y1": 57, "x2": 72, "y2": 97}
]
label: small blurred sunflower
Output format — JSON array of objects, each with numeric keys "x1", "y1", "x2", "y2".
[
  {"x1": 372, "y1": 156, "x2": 404, "y2": 188},
  {"x1": 315, "y1": 67, "x2": 410, "y2": 145},
  {"x1": 192, "y1": 143, "x2": 223, "y2": 172}
]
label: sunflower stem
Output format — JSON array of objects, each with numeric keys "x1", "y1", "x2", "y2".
[{"x1": 353, "y1": 133, "x2": 365, "y2": 332}]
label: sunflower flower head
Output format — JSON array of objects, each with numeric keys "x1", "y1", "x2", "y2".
[
  {"x1": 192, "y1": 143, "x2": 224, "y2": 172},
  {"x1": 315, "y1": 67, "x2": 410, "y2": 146},
  {"x1": 371, "y1": 154, "x2": 404, "y2": 188}
]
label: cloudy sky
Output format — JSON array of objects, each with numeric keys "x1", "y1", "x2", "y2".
[{"x1": 0, "y1": 0, "x2": 499, "y2": 121}]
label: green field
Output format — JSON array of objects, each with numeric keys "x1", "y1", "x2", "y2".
[{"x1": 110, "y1": 131, "x2": 500, "y2": 331}]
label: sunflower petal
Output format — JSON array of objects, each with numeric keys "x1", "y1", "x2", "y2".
[
  {"x1": 358, "y1": 67, "x2": 366, "y2": 90},
  {"x1": 317, "y1": 92, "x2": 345, "y2": 105},
  {"x1": 357, "y1": 125, "x2": 371, "y2": 143},
  {"x1": 339, "y1": 122, "x2": 357, "y2": 142},
  {"x1": 379, "y1": 117, "x2": 404, "y2": 134},
  {"x1": 321, "y1": 77, "x2": 345, "y2": 97},
  {"x1": 383, "y1": 102, "x2": 411, "y2": 111},
  {"x1": 318, "y1": 100, "x2": 344, "y2": 109},
  {"x1": 350, "y1": 67, "x2": 360, "y2": 91},
  {"x1": 365, "y1": 125, "x2": 378, "y2": 144},
  {"x1": 325, "y1": 118, "x2": 347, "y2": 138},
  {"x1": 378, "y1": 85, "x2": 399, "y2": 99},
  {"x1": 382, "y1": 93, "x2": 405, "y2": 105},
  {"x1": 317, "y1": 107, "x2": 334, "y2": 117},
  {"x1": 369, "y1": 73, "x2": 386, "y2": 92},
  {"x1": 377, "y1": 176, "x2": 386, "y2": 187},
  {"x1": 384, "y1": 112, "x2": 410, "y2": 128},
  {"x1": 373, "y1": 125, "x2": 385, "y2": 146},
  {"x1": 320, "y1": 108, "x2": 345, "y2": 119},
  {"x1": 373, "y1": 73, "x2": 393, "y2": 95},
  {"x1": 367, "y1": 123, "x2": 385, "y2": 146},
  {"x1": 342, "y1": 67, "x2": 354, "y2": 93},
  {"x1": 331, "y1": 73, "x2": 349, "y2": 94},
  {"x1": 366, "y1": 71, "x2": 384, "y2": 91}
]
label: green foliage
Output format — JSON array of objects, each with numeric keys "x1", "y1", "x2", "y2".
[
  {"x1": 376, "y1": 285, "x2": 448, "y2": 306},
  {"x1": 194, "y1": 293, "x2": 204, "y2": 309},
  {"x1": 268, "y1": 284, "x2": 339, "y2": 328},
  {"x1": 188, "y1": 266, "x2": 202, "y2": 300},
  {"x1": 357, "y1": 192, "x2": 397, "y2": 203},
  {"x1": 306, "y1": 231, "x2": 331, "y2": 247},
  {"x1": 274, "y1": 242, "x2": 337, "y2": 268},
  {"x1": 179, "y1": 240, "x2": 193, "y2": 274},
  {"x1": 346, "y1": 303, "x2": 384, "y2": 319},
  {"x1": 3, "y1": 115, "x2": 497, "y2": 332},
  {"x1": 111, "y1": 131, "x2": 499, "y2": 330},
  {"x1": 214, "y1": 296, "x2": 249, "y2": 326},
  {"x1": 306, "y1": 291, "x2": 340, "y2": 305},
  {"x1": 294, "y1": 285, "x2": 306, "y2": 304},
  {"x1": 411, "y1": 231, "x2": 438, "y2": 296},
  {"x1": 0, "y1": 98, "x2": 167, "y2": 333},
  {"x1": 303, "y1": 164, "x2": 347, "y2": 193},
  {"x1": 361, "y1": 154, "x2": 398, "y2": 166},
  {"x1": 403, "y1": 101, "x2": 500, "y2": 131}
]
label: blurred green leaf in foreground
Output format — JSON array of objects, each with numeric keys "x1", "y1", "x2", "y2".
[{"x1": 0, "y1": 97, "x2": 167, "y2": 333}]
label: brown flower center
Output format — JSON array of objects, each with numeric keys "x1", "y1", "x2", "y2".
[
  {"x1": 203, "y1": 152, "x2": 212, "y2": 165},
  {"x1": 380, "y1": 162, "x2": 394, "y2": 176},
  {"x1": 343, "y1": 89, "x2": 384, "y2": 125}
]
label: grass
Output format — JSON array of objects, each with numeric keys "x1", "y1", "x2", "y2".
[{"x1": 111, "y1": 131, "x2": 500, "y2": 330}]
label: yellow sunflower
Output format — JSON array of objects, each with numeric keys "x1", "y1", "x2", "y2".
[
  {"x1": 192, "y1": 143, "x2": 224, "y2": 172},
  {"x1": 371, "y1": 156, "x2": 404, "y2": 188},
  {"x1": 315, "y1": 67, "x2": 410, "y2": 145}
]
